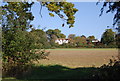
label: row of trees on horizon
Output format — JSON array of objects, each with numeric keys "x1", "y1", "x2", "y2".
[{"x1": 28, "y1": 28, "x2": 118, "y2": 49}]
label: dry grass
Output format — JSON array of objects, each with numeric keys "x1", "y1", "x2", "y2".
[{"x1": 36, "y1": 48, "x2": 118, "y2": 68}]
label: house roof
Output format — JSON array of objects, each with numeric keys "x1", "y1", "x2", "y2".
[{"x1": 56, "y1": 38, "x2": 69, "y2": 40}]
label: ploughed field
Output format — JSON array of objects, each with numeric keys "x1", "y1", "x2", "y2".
[{"x1": 36, "y1": 48, "x2": 118, "y2": 68}]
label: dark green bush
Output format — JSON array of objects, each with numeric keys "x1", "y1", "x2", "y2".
[{"x1": 2, "y1": 30, "x2": 50, "y2": 77}]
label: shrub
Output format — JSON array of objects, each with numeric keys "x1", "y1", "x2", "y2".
[
  {"x1": 93, "y1": 56, "x2": 120, "y2": 80},
  {"x1": 2, "y1": 30, "x2": 50, "y2": 77}
]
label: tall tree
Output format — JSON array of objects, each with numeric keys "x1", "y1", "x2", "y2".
[
  {"x1": 101, "y1": 29, "x2": 115, "y2": 45},
  {"x1": 2, "y1": 2, "x2": 51, "y2": 76},
  {"x1": 2, "y1": 2, "x2": 35, "y2": 65}
]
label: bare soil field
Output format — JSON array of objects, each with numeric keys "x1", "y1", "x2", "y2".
[{"x1": 36, "y1": 48, "x2": 118, "y2": 68}]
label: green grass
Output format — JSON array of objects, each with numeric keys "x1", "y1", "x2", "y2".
[
  {"x1": 47, "y1": 48, "x2": 118, "y2": 50},
  {"x1": 2, "y1": 64, "x2": 99, "y2": 81}
]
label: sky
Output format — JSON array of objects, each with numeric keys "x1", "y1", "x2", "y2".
[{"x1": 31, "y1": 2, "x2": 115, "y2": 40}]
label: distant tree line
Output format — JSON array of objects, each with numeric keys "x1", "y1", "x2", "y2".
[{"x1": 26, "y1": 28, "x2": 118, "y2": 49}]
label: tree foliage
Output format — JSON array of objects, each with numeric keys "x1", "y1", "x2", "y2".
[
  {"x1": 101, "y1": 29, "x2": 115, "y2": 46},
  {"x1": 2, "y1": 1, "x2": 78, "y2": 67},
  {"x1": 87, "y1": 36, "x2": 95, "y2": 41},
  {"x1": 2, "y1": 2, "x2": 50, "y2": 76},
  {"x1": 99, "y1": 1, "x2": 120, "y2": 26},
  {"x1": 2, "y1": 2, "x2": 35, "y2": 64},
  {"x1": 2, "y1": 2, "x2": 34, "y2": 31},
  {"x1": 42, "y1": 2, "x2": 78, "y2": 27},
  {"x1": 46, "y1": 29, "x2": 66, "y2": 48},
  {"x1": 30, "y1": 29, "x2": 50, "y2": 49},
  {"x1": 74, "y1": 36, "x2": 87, "y2": 47},
  {"x1": 46, "y1": 29, "x2": 66, "y2": 40}
]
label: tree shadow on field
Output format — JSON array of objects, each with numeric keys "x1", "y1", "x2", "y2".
[{"x1": 9, "y1": 64, "x2": 99, "y2": 81}]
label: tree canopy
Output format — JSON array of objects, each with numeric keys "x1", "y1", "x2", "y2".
[{"x1": 101, "y1": 29, "x2": 115, "y2": 45}]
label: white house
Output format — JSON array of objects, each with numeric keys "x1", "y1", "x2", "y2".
[
  {"x1": 55, "y1": 38, "x2": 69, "y2": 45},
  {"x1": 92, "y1": 39, "x2": 99, "y2": 43}
]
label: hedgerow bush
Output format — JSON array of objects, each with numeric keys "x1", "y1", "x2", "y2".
[{"x1": 2, "y1": 30, "x2": 50, "y2": 77}]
